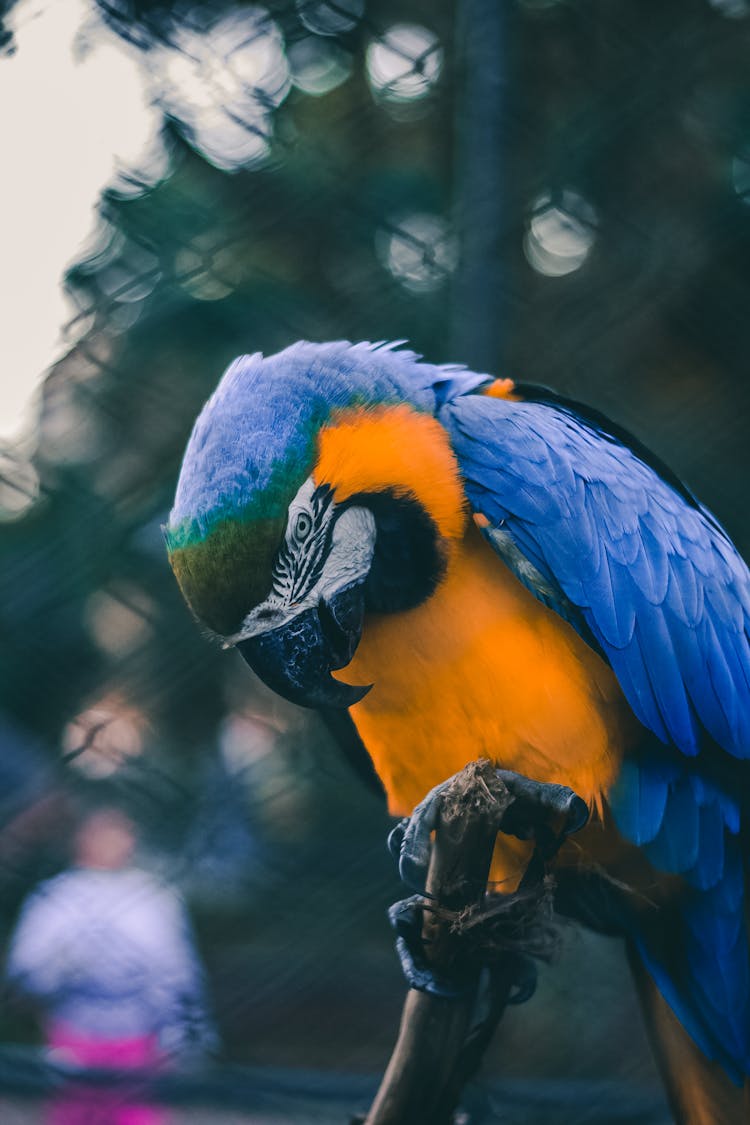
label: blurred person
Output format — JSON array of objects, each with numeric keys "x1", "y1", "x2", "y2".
[{"x1": 5, "y1": 803, "x2": 218, "y2": 1125}]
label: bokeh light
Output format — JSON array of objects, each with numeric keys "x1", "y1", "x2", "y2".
[
  {"x1": 376, "y1": 213, "x2": 458, "y2": 292},
  {"x1": 296, "y1": 0, "x2": 365, "y2": 37},
  {"x1": 109, "y1": 132, "x2": 174, "y2": 201},
  {"x1": 288, "y1": 36, "x2": 352, "y2": 96},
  {"x1": 366, "y1": 24, "x2": 443, "y2": 107},
  {"x1": 85, "y1": 584, "x2": 155, "y2": 659},
  {"x1": 97, "y1": 240, "x2": 162, "y2": 305},
  {"x1": 152, "y1": 7, "x2": 290, "y2": 171},
  {"x1": 523, "y1": 190, "x2": 598, "y2": 277},
  {"x1": 708, "y1": 0, "x2": 750, "y2": 17},
  {"x1": 175, "y1": 231, "x2": 246, "y2": 301},
  {"x1": 62, "y1": 697, "x2": 147, "y2": 777},
  {"x1": 219, "y1": 710, "x2": 281, "y2": 771},
  {"x1": 37, "y1": 379, "x2": 104, "y2": 466}
]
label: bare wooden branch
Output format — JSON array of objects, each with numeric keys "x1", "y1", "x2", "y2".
[{"x1": 363, "y1": 760, "x2": 512, "y2": 1125}]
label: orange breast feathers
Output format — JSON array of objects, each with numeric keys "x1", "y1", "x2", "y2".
[{"x1": 313, "y1": 405, "x2": 639, "y2": 884}]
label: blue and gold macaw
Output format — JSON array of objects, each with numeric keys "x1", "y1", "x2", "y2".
[{"x1": 166, "y1": 341, "x2": 750, "y2": 1121}]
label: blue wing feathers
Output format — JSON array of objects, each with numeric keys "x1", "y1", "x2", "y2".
[
  {"x1": 635, "y1": 613, "x2": 701, "y2": 753},
  {"x1": 606, "y1": 758, "x2": 668, "y2": 844},
  {"x1": 636, "y1": 824, "x2": 749, "y2": 1077},
  {"x1": 609, "y1": 649, "x2": 671, "y2": 742},
  {"x1": 540, "y1": 505, "x2": 600, "y2": 583},
  {"x1": 585, "y1": 556, "x2": 638, "y2": 650},
  {"x1": 644, "y1": 780, "x2": 700, "y2": 872},
  {"x1": 703, "y1": 616, "x2": 740, "y2": 749},
  {"x1": 689, "y1": 802, "x2": 724, "y2": 891},
  {"x1": 611, "y1": 762, "x2": 739, "y2": 877},
  {"x1": 686, "y1": 851, "x2": 749, "y2": 1053},
  {"x1": 705, "y1": 563, "x2": 743, "y2": 630},
  {"x1": 667, "y1": 552, "x2": 703, "y2": 625},
  {"x1": 635, "y1": 521, "x2": 672, "y2": 605}
]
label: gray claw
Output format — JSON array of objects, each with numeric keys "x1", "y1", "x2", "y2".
[
  {"x1": 388, "y1": 896, "x2": 471, "y2": 999},
  {"x1": 387, "y1": 818, "x2": 409, "y2": 863},
  {"x1": 391, "y1": 782, "x2": 448, "y2": 895},
  {"x1": 506, "y1": 954, "x2": 538, "y2": 1005},
  {"x1": 496, "y1": 770, "x2": 589, "y2": 851}
]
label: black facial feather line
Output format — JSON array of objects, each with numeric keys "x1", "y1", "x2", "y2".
[{"x1": 271, "y1": 485, "x2": 335, "y2": 603}]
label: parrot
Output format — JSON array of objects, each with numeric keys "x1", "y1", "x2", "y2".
[{"x1": 165, "y1": 340, "x2": 750, "y2": 1122}]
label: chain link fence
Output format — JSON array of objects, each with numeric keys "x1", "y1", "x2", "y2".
[{"x1": 1, "y1": 0, "x2": 749, "y2": 1119}]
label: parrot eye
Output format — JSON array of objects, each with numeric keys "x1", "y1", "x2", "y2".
[
  {"x1": 266, "y1": 480, "x2": 336, "y2": 608},
  {"x1": 294, "y1": 511, "x2": 313, "y2": 541}
]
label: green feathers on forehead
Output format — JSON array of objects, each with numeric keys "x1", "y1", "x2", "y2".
[
  {"x1": 166, "y1": 456, "x2": 309, "y2": 637},
  {"x1": 168, "y1": 514, "x2": 286, "y2": 637}
]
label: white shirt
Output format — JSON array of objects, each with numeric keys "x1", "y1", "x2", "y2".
[{"x1": 6, "y1": 867, "x2": 216, "y2": 1052}]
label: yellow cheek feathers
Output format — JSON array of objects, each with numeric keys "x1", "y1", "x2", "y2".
[{"x1": 313, "y1": 405, "x2": 468, "y2": 542}]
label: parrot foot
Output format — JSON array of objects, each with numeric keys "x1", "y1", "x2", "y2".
[
  {"x1": 388, "y1": 893, "x2": 541, "y2": 1003},
  {"x1": 385, "y1": 765, "x2": 581, "y2": 999},
  {"x1": 388, "y1": 766, "x2": 589, "y2": 895}
]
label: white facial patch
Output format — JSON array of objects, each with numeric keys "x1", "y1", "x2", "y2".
[
  {"x1": 231, "y1": 477, "x2": 376, "y2": 641},
  {"x1": 320, "y1": 504, "x2": 377, "y2": 595}
]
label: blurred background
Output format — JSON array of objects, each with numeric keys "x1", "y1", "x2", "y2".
[{"x1": 0, "y1": 0, "x2": 749, "y2": 1120}]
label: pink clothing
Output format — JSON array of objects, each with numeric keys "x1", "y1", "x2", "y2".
[{"x1": 46, "y1": 1022, "x2": 169, "y2": 1125}]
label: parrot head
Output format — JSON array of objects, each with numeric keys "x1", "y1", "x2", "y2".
[{"x1": 165, "y1": 341, "x2": 481, "y2": 709}]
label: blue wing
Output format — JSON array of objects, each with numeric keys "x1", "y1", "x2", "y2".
[
  {"x1": 441, "y1": 389, "x2": 750, "y2": 1076},
  {"x1": 610, "y1": 754, "x2": 748, "y2": 1077}
]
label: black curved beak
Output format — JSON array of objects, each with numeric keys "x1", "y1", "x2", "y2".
[{"x1": 236, "y1": 582, "x2": 372, "y2": 709}]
